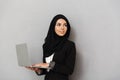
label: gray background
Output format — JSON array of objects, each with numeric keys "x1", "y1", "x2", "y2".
[{"x1": 0, "y1": 0, "x2": 120, "y2": 80}]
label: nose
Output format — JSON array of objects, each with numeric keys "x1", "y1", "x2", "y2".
[{"x1": 61, "y1": 25, "x2": 64, "y2": 30}]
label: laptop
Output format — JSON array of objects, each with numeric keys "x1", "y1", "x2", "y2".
[
  {"x1": 16, "y1": 43, "x2": 32, "y2": 67},
  {"x1": 16, "y1": 43, "x2": 46, "y2": 68}
]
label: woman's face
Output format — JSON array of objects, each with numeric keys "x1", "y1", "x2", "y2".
[{"x1": 55, "y1": 19, "x2": 68, "y2": 36}]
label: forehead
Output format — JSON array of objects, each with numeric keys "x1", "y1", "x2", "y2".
[{"x1": 56, "y1": 18, "x2": 67, "y2": 23}]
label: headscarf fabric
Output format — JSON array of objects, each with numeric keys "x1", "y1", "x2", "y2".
[{"x1": 43, "y1": 14, "x2": 71, "y2": 57}]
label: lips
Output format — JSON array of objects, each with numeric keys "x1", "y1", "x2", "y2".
[{"x1": 59, "y1": 31, "x2": 64, "y2": 34}]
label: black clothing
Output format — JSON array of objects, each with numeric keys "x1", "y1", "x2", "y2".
[
  {"x1": 43, "y1": 14, "x2": 71, "y2": 57},
  {"x1": 36, "y1": 14, "x2": 76, "y2": 80},
  {"x1": 37, "y1": 40, "x2": 76, "y2": 80}
]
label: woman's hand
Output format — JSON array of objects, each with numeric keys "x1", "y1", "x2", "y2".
[
  {"x1": 32, "y1": 63, "x2": 49, "y2": 69},
  {"x1": 25, "y1": 66, "x2": 41, "y2": 72},
  {"x1": 25, "y1": 66, "x2": 34, "y2": 71}
]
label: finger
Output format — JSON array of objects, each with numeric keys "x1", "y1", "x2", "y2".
[
  {"x1": 25, "y1": 66, "x2": 30, "y2": 69},
  {"x1": 32, "y1": 64, "x2": 36, "y2": 66}
]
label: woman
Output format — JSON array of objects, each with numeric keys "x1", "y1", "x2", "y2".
[{"x1": 26, "y1": 14, "x2": 76, "y2": 80}]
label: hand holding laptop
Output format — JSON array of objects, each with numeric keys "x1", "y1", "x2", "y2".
[
  {"x1": 32, "y1": 63, "x2": 49, "y2": 69},
  {"x1": 25, "y1": 63, "x2": 49, "y2": 74},
  {"x1": 25, "y1": 66, "x2": 38, "y2": 71},
  {"x1": 25, "y1": 66, "x2": 42, "y2": 74}
]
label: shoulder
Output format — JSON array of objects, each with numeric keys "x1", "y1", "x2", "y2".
[
  {"x1": 65, "y1": 39, "x2": 76, "y2": 47},
  {"x1": 65, "y1": 40, "x2": 76, "y2": 55}
]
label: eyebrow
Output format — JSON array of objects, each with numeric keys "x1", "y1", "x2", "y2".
[{"x1": 56, "y1": 22, "x2": 67, "y2": 24}]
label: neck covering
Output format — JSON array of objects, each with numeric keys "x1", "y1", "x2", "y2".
[{"x1": 43, "y1": 14, "x2": 71, "y2": 57}]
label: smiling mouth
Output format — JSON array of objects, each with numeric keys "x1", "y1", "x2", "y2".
[{"x1": 59, "y1": 31, "x2": 64, "y2": 34}]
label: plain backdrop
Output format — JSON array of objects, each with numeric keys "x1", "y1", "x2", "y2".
[{"x1": 0, "y1": 0, "x2": 120, "y2": 80}]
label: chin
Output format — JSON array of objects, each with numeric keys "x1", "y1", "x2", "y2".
[{"x1": 58, "y1": 34, "x2": 65, "y2": 36}]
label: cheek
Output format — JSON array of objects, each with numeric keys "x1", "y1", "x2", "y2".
[
  {"x1": 64, "y1": 27, "x2": 67, "y2": 33},
  {"x1": 55, "y1": 26, "x2": 59, "y2": 33}
]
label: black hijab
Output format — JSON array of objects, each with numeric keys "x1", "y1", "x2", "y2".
[{"x1": 43, "y1": 14, "x2": 71, "y2": 57}]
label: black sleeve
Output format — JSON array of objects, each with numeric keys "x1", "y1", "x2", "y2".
[
  {"x1": 51, "y1": 42, "x2": 76, "y2": 75},
  {"x1": 35, "y1": 68, "x2": 47, "y2": 76}
]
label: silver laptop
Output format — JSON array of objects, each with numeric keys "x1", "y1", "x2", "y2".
[
  {"x1": 16, "y1": 43, "x2": 45, "y2": 68},
  {"x1": 16, "y1": 43, "x2": 32, "y2": 67}
]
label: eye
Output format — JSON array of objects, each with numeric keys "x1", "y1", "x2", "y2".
[
  {"x1": 56, "y1": 23, "x2": 61, "y2": 26},
  {"x1": 64, "y1": 23, "x2": 67, "y2": 27}
]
